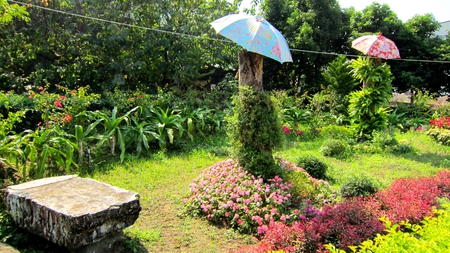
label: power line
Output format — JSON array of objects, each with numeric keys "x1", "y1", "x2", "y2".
[{"x1": 8, "y1": 0, "x2": 450, "y2": 64}]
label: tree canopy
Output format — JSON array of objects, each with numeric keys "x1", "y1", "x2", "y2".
[{"x1": 1, "y1": 0, "x2": 449, "y2": 95}]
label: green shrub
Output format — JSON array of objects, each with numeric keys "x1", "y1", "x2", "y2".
[
  {"x1": 391, "y1": 139, "x2": 414, "y2": 154},
  {"x1": 320, "y1": 125, "x2": 354, "y2": 141},
  {"x1": 340, "y1": 176, "x2": 379, "y2": 197},
  {"x1": 327, "y1": 204, "x2": 450, "y2": 252},
  {"x1": 227, "y1": 86, "x2": 283, "y2": 180},
  {"x1": 320, "y1": 139, "x2": 349, "y2": 158},
  {"x1": 371, "y1": 130, "x2": 398, "y2": 148},
  {"x1": 286, "y1": 168, "x2": 318, "y2": 202},
  {"x1": 427, "y1": 128, "x2": 450, "y2": 146},
  {"x1": 297, "y1": 155, "x2": 328, "y2": 180}
]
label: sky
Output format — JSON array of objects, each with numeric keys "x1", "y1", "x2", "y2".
[
  {"x1": 240, "y1": 0, "x2": 450, "y2": 23},
  {"x1": 337, "y1": 0, "x2": 450, "y2": 22}
]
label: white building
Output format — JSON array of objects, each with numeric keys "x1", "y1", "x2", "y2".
[{"x1": 435, "y1": 20, "x2": 450, "y2": 38}]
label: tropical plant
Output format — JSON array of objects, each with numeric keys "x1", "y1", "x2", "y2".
[
  {"x1": 348, "y1": 57, "x2": 394, "y2": 139},
  {"x1": 143, "y1": 106, "x2": 185, "y2": 150},
  {"x1": 280, "y1": 106, "x2": 313, "y2": 129},
  {"x1": 74, "y1": 121, "x2": 102, "y2": 169},
  {"x1": 22, "y1": 128, "x2": 77, "y2": 179},
  {"x1": 82, "y1": 106, "x2": 140, "y2": 162},
  {"x1": 122, "y1": 117, "x2": 157, "y2": 157}
]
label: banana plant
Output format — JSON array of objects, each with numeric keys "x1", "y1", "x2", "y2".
[{"x1": 82, "y1": 106, "x2": 140, "y2": 162}]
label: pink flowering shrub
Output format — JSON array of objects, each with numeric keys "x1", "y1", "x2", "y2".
[{"x1": 183, "y1": 159, "x2": 302, "y2": 234}]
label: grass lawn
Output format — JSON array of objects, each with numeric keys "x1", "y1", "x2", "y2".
[{"x1": 89, "y1": 130, "x2": 450, "y2": 252}]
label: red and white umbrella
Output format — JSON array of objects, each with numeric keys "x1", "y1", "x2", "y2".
[{"x1": 352, "y1": 34, "x2": 400, "y2": 59}]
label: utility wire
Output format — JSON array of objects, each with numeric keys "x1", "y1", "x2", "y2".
[{"x1": 8, "y1": 0, "x2": 450, "y2": 64}]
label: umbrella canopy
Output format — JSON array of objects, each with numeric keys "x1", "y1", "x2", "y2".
[
  {"x1": 352, "y1": 34, "x2": 400, "y2": 59},
  {"x1": 210, "y1": 14, "x2": 292, "y2": 63}
]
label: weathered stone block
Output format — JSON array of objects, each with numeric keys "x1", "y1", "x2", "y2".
[
  {"x1": 0, "y1": 242, "x2": 19, "y2": 253},
  {"x1": 4, "y1": 175, "x2": 141, "y2": 250}
]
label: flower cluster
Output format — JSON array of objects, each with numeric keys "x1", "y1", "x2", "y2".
[
  {"x1": 282, "y1": 125, "x2": 305, "y2": 136},
  {"x1": 183, "y1": 159, "x2": 295, "y2": 234},
  {"x1": 430, "y1": 116, "x2": 450, "y2": 129}
]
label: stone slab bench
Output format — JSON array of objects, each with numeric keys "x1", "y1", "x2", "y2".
[
  {"x1": 4, "y1": 175, "x2": 141, "y2": 253},
  {"x1": 0, "y1": 242, "x2": 19, "y2": 253}
]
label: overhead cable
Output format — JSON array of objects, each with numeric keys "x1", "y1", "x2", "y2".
[{"x1": 8, "y1": 0, "x2": 450, "y2": 64}]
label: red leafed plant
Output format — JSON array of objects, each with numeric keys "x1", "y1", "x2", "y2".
[
  {"x1": 236, "y1": 221, "x2": 305, "y2": 253},
  {"x1": 376, "y1": 176, "x2": 443, "y2": 224},
  {"x1": 430, "y1": 116, "x2": 450, "y2": 129},
  {"x1": 300, "y1": 197, "x2": 384, "y2": 252}
]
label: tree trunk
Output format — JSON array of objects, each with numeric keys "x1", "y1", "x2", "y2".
[{"x1": 238, "y1": 50, "x2": 264, "y2": 91}]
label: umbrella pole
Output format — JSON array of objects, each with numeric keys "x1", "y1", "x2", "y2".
[{"x1": 238, "y1": 50, "x2": 264, "y2": 91}]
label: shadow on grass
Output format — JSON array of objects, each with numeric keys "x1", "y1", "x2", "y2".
[{"x1": 395, "y1": 151, "x2": 450, "y2": 168}]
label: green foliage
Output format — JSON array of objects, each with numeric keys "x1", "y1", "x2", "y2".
[
  {"x1": 0, "y1": 0, "x2": 29, "y2": 23},
  {"x1": 320, "y1": 139, "x2": 350, "y2": 158},
  {"x1": 320, "y1": 125, "x2": 355, "y2": 141},
  {"x1": 427, "y1": 128, "x2": 450, "y2": 146},
  {"x1": 340, "y1": 175, "x2": 379, "y2": 197},
  {"x1": 328, "y1": 204, "x2": 450, "y2": 252},
  {"x1": 82, "y1": 106, "x2": 139, "y2": 162},
  {"x1": 348, "y1": 90, "x2": 391, "y2": 140},
  {"x1": 287, "y1": 168, "x2": 319, "y2": 202},
  {"x1": 321, "y1": 55, "x2": 358, "y2": 117},
  {"x1": 143, "y1": 106, "x2": 186, "y2": 150},
  {"x1": 228, "y1": 86, "x2": 283, "y2": 180},
  {"x1": 348, "y1": 57, "x2": 394, "y2": 139},
  {"x1": 297, "y1": 155, "x2": 328, "y2": 180}
]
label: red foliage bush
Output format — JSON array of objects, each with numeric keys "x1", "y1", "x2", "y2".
[
  {"x1": 235, "y1": 170, "x2": 450, "y2": 252},
  {"x1": 300, "y1": 197, "x2": 384, "y2": 252},
  {"x1": 236, "y1": 221, "x2": 305, "y2": 253},
  {"x1": 237, "y1": 198, "x2": 384, "y2": 253},
  {"x1": 375, "y1": 175, "x2": 444, "y2": 224}
]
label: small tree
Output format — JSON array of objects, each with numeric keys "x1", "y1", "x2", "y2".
[{"x1": 348, "y1": 57, "x2": 394, "y2": 139}]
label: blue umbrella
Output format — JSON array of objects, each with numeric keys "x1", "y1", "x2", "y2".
[{"x1": 211, "y1": 14, "x2": 293, "y2": 63}]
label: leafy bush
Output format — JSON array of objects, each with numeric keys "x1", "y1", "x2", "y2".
[
  {"x1": 301, "y1": 198, "x2": 385, "y2": 252},
  {"x1": 243, "y1": 197, "x2": 384, "y2": 253},
  {"x1": 376, "y1": 177, "x2": 442, "y2": 224},
  {"x1": 296, "y1": 155, "x2": 328, "y2": 180},
  {"x1": 319, "y1": 139, "x2": 349, "y2": 158},
  {"x1": 427, "y1": 128, "x2": 450, "y2": 146},
  {"x1": 228, "y1": 86, "x2": 283, "y2": 180},
  {"x1": 328, "y1": 204, "x2": 450, "y2": 253},
  {"x1": 235, "y1": 221, "x2": 305, "y2": 253},
  {"x1": 245, "y1": 170, "x2": 450, "y2": 252},
  {"x1": 319, "y1": 125, "x2": 354, "y2": 141},
  {"x1": 183, "y1": 159, "x2": 296, "y2": 234},
  {"x1": 427, "y1": 116, "x2": 450, "y2": 146},
  {"x1": 340, "y1": 175, "x2": 379, "y2": 197}
]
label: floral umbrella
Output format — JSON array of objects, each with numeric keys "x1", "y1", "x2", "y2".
[
  {"x1": 210, "y1": 14, "x2": 292, "y2": 63},
  {"x1": 351, "y1": 34, "x2": 401, "y2": 59}
]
